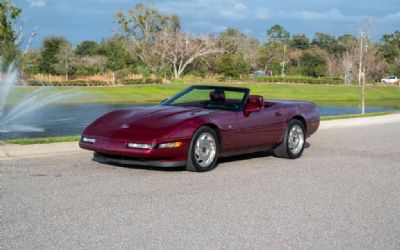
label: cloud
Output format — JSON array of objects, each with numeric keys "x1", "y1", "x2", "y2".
[
  {"x1": 295, "y1": 9, "x2": 350, "y2": 21},
  {"x1": 273, "y1": 8, "x2": 354, "y2": 21},
  {"x1": 157, "y1": 1, "x2": 210, "y2": 18},
  {"x1": 220, "y1": 9, "x2": 246, "y2": 20},
  {"x1": 192, "y1": 21, "x2": 227, "y2": 33},
  {"x1": 233, "y1": 3, "x2": 247, "y2": 11},
  {"x1": 383, "y1": 12, "x2": 400, "y2": 20},
  {"x1": 195, "y1": 3, "x2": 356, "y2": 23},
  {"x1": 29, "y1": 0, "x2": 46, "y2": 8},
  {"x1": 218, "y1": 2, "x2": 250, "y2": 20},
  {"x1": 254, "y1": 8, "x2": 272, "y2": 20}
]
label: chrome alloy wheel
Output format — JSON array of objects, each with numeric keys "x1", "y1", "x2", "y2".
[
  {"x1": 194, "y1": 132, "x2": 217, "y2": 168},
  {"x1": 288, "y1": 124, "x2": 305, "y2": 155}
]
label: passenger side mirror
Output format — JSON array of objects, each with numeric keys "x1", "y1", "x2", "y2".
[{"x1": 244, "y1": 103, "x2": 261, "y2": 116}]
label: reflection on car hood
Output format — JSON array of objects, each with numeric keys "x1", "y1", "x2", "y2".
[{"x1": 83, "y1": 105, "x2": 221, "y2": 141}]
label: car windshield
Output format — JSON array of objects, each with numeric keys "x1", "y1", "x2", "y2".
[{"x1": 162, "y1": 86, "x2": 249, "y2": 111}]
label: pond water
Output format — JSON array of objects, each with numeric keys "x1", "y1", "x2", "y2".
[{"x1": 0, "y1": 103, "x2": 397, "y2": 140}]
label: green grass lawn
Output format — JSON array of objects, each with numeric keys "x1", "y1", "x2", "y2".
[
  {"x1": 4, "y1": 136, "x2": 81, "y2": 145},
  {"x1": 7, "y1": 81, "x2": 400, "y2": 107},
  {"x1": 320, "y1": 111, "x2": 398, "y2": 120}
]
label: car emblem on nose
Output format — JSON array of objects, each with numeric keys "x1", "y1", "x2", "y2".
[{"x1": 121, "y1": 124, "x2": 129, "y2": 129}]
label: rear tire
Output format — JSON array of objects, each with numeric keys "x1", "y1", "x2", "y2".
[
  {"x1": 273, "y1": 119, "x2": 306, "y2": 159},
  {"x1": 186, "y1": 126, "x2": 219, "y2": 172}
]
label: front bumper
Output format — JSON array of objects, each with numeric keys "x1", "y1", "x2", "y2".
[
  {"x1": 79, "y1": 136, "x2": 191, "y2": 165},
  {"x1": 93, "y1": 153, "x2": 186, "y2": 167}
]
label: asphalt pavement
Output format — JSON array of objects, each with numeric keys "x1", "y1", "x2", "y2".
[{"x1": 1, "y1": 119, "x2": 400, "y2": 249}]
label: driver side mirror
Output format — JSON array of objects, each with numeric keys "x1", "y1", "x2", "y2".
[{"x1": 244, "y1": 103, "x2": 261, "y2": 116}]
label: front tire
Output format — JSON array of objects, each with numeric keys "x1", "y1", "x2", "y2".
[
  {"x1": 186, "y1": 126, "x2": 219, "y2": 172},
  {"x1": 273, "y1": 119, "x2": 306, "y2": 159}
]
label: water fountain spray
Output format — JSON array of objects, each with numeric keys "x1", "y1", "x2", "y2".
[
  {"x1": 0, "y1": 59, "x2": 77, "y2": 133},
  {"x1": 0, "y1": 62, "x2": 18, "y2": 117}
]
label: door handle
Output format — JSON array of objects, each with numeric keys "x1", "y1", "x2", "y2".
[{"x1": 275, "y1": 111, "x2": 282, "y2": 117}]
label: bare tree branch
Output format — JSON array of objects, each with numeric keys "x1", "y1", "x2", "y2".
[{"x1": 154, "y1": 29, "x2": 223, "y2": 78}]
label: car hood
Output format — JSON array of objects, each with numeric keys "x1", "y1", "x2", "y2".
[{"x1": 83, "y1": 105, "x2": 221, "y2": 141}]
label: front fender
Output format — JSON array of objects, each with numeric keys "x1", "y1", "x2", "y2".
[{"x1": 162, "y1": 116, "x2": 212, "y2": 140}]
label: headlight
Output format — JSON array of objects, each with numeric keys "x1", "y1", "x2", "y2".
[
  {"x1": 127, "y1": 143, "x2": 153, "y2": 149},
  {"x1": 82, "y1": 137, "x2": 96, "y2": 143},
  {"x1": 158, "y1": 142, "x2": 182, "y2": 148}
]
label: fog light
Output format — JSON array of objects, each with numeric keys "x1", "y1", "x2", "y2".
[
  {"x1": 158, "y1": 142, "x2": 182, "y2": 148},
  {"x1": 127, "y1": 143, "x2": 153, "y2": 149},
  {"x1": 82, "y1": 137, "x2": 96, "y2": 143}
]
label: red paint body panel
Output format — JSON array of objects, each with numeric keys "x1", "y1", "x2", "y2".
[{"x1": 80, "y1": 86, "x2": 319, "y2": 166}]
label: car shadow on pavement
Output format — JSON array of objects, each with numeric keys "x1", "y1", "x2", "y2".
[
  {"x1": 94, "y1": 161, "x2": 186, "y2": 172},
  {"x1": 220, "y1": 142, "x2": 310, "y2": 164},
  {"x1": 94, "y1": 142, "x2": 311, "y2": 172},
  {"x1": 219, "y1": 151, "x2": 273, "y2": 164}
]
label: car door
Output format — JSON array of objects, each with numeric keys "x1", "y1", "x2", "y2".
[{"x1": 237, "y1": 105, "x2": 285, "y2": 150}]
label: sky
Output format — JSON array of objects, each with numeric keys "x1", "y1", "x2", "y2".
[{"x1": 15, "y1": 0, "x2": 400, "y2": 48}]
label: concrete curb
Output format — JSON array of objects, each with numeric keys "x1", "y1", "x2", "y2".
[
  {"x1": 0, "y1": 141, "x2": 82, "y2": 161},
  {"x1": 1, "y1": 114, "x2": 399, "y2": 160},
  {"x1": 319, "y1": 114, "x2": 400, "y2": 130}
]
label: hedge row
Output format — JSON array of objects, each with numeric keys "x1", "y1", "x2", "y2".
[
  {"x1": 255, "y1": 76, "x2": 344, "y2": 85},
  {"x1": 27, "y1": 80, "x2": 109, "y2": 86},
  {"x1": 217, "y1": 75, "x2": 253, "y2": 82},
  {"x1": 27, "y1": 78, "x2": 163, "y2": 86},
  {"x1": 119, "y1": 78, "x2": 162, "y2": 85}
]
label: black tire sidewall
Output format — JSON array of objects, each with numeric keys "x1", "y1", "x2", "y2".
[
  {"x1": 187, "y1": 126, "x2": 219, "y2": 172},
  {"x1": 286, "y1": 120, "x2": 306, "y2": 159}
]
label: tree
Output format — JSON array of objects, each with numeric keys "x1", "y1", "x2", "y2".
[
  {"x1": 115, "y1": 3, "x2": 180, "y2": 73},
  {"x1": 215, "y1": 54, "x2": 247, "y2": 78},
  {"x1": 266, "y1": 24, "x2": 290, "y2": 43},
  {"x1": 259, "y1": 42, "x2": 284, "y2": 75},
  {"x1": 154, "y1": 28, "x2": 222, "y2": 79},
  {"x1": 39, "y1": 37, "x2": 69, "y2": 74},
  {"x1": 218, "y1": 28, "x2": 250, "y2": 54},
  {"x1": 341, "y1": 48, "x2": 356, "y2": 85},
  {"x1": 116, "y1": 4, "x2": 221, "y2": 78},
  {"x1": 0, "y1": 0, "x2": 22, "y2": 71},
  {"x1": 75, "y1": 40, "x2": 98, "y2": 56},
  {"x1": 54, "y1": 42, "x2": 78, "y2": 80},
  {"x1": 97, "y1": 36, "x2": 132, "y2": 73},
  {"x1": 290, "y1": 34, "x2": 309, "y2": 49},
  {"x1": 338, "y1": 34, "x2": 358, "y2": 84},
  {"x1": 266, "y1": 24, "x2": 290, "y2": 76},
  {"x1": 20, "y1": 49, "x2": 41, "y2": 75},
  {"x1": 338, "y1": 34, "x2": 358, "y2": 49},
  {"x1": 325, "y1": 52, "x2": 340, "y2": 77},
  {"x1": 299, "y1": 51, "x2": 326, "y2": 77},
  {"x1": 216, "y1": 28, "x2": 259, "y2": 76},
  {"x1": 311, "y1": 32, "x2": 343, "y2": 55},
  {"x1": 95, "y1": 36, "x2": 137, "y2": 83},
  {"x1": 75, "y1": 55, "x2": 107, "y2": 75},
  {"x1": 379, "y1": 31, "x2": 400, "y2": 76},
  {"x1": 355, "y1": 18, "x2": 375, "y2": 114},
  {"x1": 363, "y1": 43, "x2": 386, "y2": 81}
]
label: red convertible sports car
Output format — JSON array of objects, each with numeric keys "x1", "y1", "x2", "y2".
[{"x1": 80, "y1": 85, "x2": 319, "y2": 172}]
